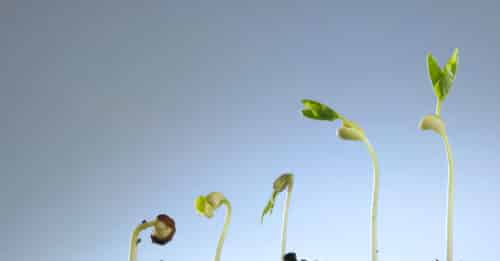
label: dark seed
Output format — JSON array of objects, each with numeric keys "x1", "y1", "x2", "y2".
[{"x1": 283, "y1": 252, "x2": 297, "y2": 261}]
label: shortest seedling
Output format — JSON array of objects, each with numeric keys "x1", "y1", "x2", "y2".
[
  {"x1": 128, "y1": 214, "x2": 176, "y2": 261},
  {"x1": 261, "y1": 173, "x2": 295, "y2": 261},
  {"x1": 195, "y1": 192, "x2": 232, "y2": 261}
]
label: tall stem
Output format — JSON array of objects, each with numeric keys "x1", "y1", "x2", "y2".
[
  {"x1": 129, "y1": 220, "x2": 156, "y2": 261},
  {"x1": 214, "y1": 200, "x2": 232, "y2": 261},
  {"x1": 362, "y1": 137, "x2": 380, "y2": 261},
  {"x1": 441, "y1": 132, "x2": 454, "y2": 261},
  {"x1": 281, "y1": 183, "x2": 293, "y2": 259}
]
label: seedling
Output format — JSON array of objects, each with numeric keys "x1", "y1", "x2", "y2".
[
  {"x1": 261, "y1": 173, "x2": 294, "y2": 260},
  {"x1": 419, "y1": 48, "x2": 459, "y2": 261},
  {"x1": 195, "y1": 192, "x2": 232, "y2": 261},
  {"x1": 128, "y1": 214, "x2": 176, "y2": 261},
  {"x1": 301, "y1": 99, "x2": 381, "y2": 261}
]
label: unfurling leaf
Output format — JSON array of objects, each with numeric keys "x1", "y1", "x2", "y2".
[
  {"x1": 195, "y1": 195, "x2": 215, "y2": 218},
  {"x1": 261, "y1": 191, "x2": 278, "y2": 223}
]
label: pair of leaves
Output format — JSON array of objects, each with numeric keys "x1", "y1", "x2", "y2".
[
  {"x1": 261, "y1": 190, "x2": 279, "y2": 223},
  {"x1": 301, "y1": 99, "x2": 340, "y2": 121},
  {"x1": 427, "y1": 48, "x2": 459, "y2": 101}
]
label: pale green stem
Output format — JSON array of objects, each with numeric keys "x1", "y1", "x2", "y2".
[
  {"x1": 362, "y1": 137, "x2": 380, "y2": 261},
  {"x1": 129, "y1": 220, "x2": 156, "y2": 261},
  {"x1": 281, "y1": 182, "x2": 293, "y2": 259},
  {"x1": 441, "y1": 132, "x2": 454, "y2": 261},
  {"x1": 214, "y1": 200, "x2": 232, "y2": 261},
  {"x1": 435, "y1": 98, "x2": 442, "y2": 116}
]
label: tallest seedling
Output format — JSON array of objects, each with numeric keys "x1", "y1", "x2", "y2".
[
  {"x1": 419, "y1": 48, "x2": 459, "y2": 261},
  {"x1": 301, "y1": 99, "x2": 381, "y2": 261}
]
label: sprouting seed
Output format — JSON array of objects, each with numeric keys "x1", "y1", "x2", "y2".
[{"x1": 128, "y1": 214, "x2": 176, "y2": 261}]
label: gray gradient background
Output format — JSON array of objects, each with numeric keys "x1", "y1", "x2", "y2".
[{"x1": 1, "y1": 1, "x2": 499, "y2": 261}]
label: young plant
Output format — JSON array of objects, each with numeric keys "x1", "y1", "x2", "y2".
[
  {"x1": 419, "y1": 48, "x2": 459, "y2": 261},
  {"x1": 128, "y1": 214, "x2": 176, "y2": 261},
  {"x1": 301, "y1": 99, "x2": 381, "y2": 261},
  {"x1": 261, "y1": 173, "x2": 294, "y2": 260},
  {"x1": 195, "y1": 192, "x2": 232, "y2": 261}
]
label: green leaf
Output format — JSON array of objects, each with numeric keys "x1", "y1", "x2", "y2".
[
  {"x1": 301, "y1": 99, "x2": 339, "y2": 121},
  {"x1": 427, "y1": 53, "x2": 442, "y2": 87},
  {"x1": 195, "y1": 196, "x2": 214, "y2": 218},
  {"x1": 195, "y1": 196, "x2": 206, "y2": 215},
  {"x1": 445, "y1": 48, "x2": 458, "y2": 80},
  {"x1": 432, "y1": 79, "x2": 442, "y2": 101},
  {"x1": 261, "y1": 191, "x2": 278, "y2": 223},
  {"x1": 260, "y1": 199, "x2": 274, "y2": 223},
  {"x1": 439, "y1": 67, "x2": 454, "y2": 99}
]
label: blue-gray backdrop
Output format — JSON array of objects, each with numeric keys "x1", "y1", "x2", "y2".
[{"x1": 1, "y1": 1, "x2": 499, "y2": 261}]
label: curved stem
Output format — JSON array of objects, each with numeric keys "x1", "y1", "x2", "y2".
[
  {"x1": 441, "y1": 132, "x2": 454, "y2": 261},
  {"x1": 214, "y1": 200, "x2": 232, "y2": 261},
  {"x1": 362, "y1": 137, "x2": 380, "y2": 261},
  {"x1": 281, "y1": 182, "x2": 293, "y2": 259},
  {"x1": 129, "y1": 220, "x2": 156, "y2": 261}
]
